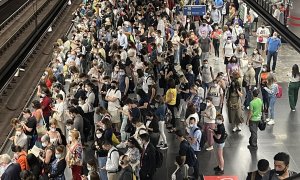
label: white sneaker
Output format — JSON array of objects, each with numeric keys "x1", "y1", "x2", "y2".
[
  {"x1": 232, "y1": 127, "x2": 237, "y2": 132},
  {"x1": 237, "y1": 125, "x2": 242, "y2": 131},
  {"x1": 206, "y1": 146, "x2": 214, "y2": 151},
  {"x1": 116, "y1": 142, "x2": 126, "y2": 149},
  {"x1": 266, "y1": 118, "x2": 271, "y2": 122},
  {"x1": 180, "y1": 118, "x2": 185, "y2": 122},
  {"x1": 267, "y1": 119, "x2": 275, "y2": 125}
]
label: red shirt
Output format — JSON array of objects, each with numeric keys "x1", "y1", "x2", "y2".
[{"x1": 41, "y1": 96, "x2": 52, "y2": 117}]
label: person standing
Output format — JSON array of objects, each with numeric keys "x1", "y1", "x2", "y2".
[
  {"x1": 66, "y1": 130, "x2": 83, "y2": 180},
  {"x1": 105, "y1": 81, "x2": 122, "y2": 132},
  {"x1": 0, "y1": 154, "x2": 21, "y2": 180},
  {"x1": 203, "y1": 97, "x2": 217, "y2": 151},
  {"x1": 211, "y1": 26, "x2": 222, "y2": 60},
  {"x1": 246, "y1": 159, "x2": 270, "y2": 180},
  {"x1": 118, "y1": 155, "x2": 134, "y2": 180},
  {"x1": 251, "y1": 48, "x2": 264, "y2": 87},
  {"x1": 247, "y1": 89, "x2": 263, "y2": 150},
  {"x1": 243, "y1": 62, "x2": 256, "y2": 109},
  {"x1": 211, "y1": 114, "x2": 227, "y2": 175},
  {"x1": 266, "y1": 32, "x2": 281, "y2": 73},
  {"x1": 262, "y1": 152, "x2": 298, "y2": 180},
  {"x1": 187, "y1": 117, "x2": 202, "y2": 154},
  {"x1": 288, "y1": 64, "x2": 300, "y2": 111},
  {"x1": 102, "y1": 140, "x2": 120, "y2": 180},
  {"x1": 165, "y1": 79, "x2": 177, "y2": 133},
  {"x1": 227, "y1": 80, "x2": 243, "y2": 132},
  {"x1": 175, "y1": 130, "x2": 199, "y2": 179},
  {"x1": 139, "y1": 133, "x2": 156, "y2": 180},
  {"x1": 256, "y1": 23, "x2": 270, "y2": 56},
  {"x1": 263, "y1": 74, "x2": 278, "y2": 125}
]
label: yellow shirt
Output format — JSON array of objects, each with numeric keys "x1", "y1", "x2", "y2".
[{"x1": 166, "y1": 88, "x2": 177, "y2": 105}]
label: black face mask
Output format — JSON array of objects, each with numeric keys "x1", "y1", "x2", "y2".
[
  {"x1": 276, "y1": 167, "x2": 287, "y2": 176},
  {"x1": 111, "y1": 85, "x2": 116, "y2": 89}
]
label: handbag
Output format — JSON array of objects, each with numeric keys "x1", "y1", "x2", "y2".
[
  {"x1": 36, "y1": 113, "x2": 47, "y2": 136},
  {"x1": 258, "y1": 113, "x2": 266, "y2": 131},
  {"x1": 125, "y1": 122, "x2": 135, "y2": 134}
]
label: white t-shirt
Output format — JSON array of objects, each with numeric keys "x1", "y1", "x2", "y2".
[
  {"x1": 106, "y1": 88, "x2": 121, "y2": 111},
  {"x1": 256, "y1": 27, "x2": 270, "y2": 43},
  {"x1": 224, "y1": 43, "x2": 236, "y2": 57}
]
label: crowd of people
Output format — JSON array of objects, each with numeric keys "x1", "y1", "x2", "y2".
[{"x1": 1, "y1": 0, "x2": 300, "y2": 180}]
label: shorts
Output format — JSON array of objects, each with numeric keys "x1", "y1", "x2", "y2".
[
  {"x1": 109, "y1": 110, "x2": 121, "y2": 124},
  {"x1": 257, "y1": 42, "x2": 266, "y2": 51},
  {"x1": 215, "y1": 142, "x2": 225, "y2": 149}
]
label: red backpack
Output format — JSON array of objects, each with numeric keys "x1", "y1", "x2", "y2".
[{"x1": 276, "y1": 84, "x2": 283, "y2": 98}]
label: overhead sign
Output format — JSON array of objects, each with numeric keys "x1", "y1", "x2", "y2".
[
  {"x1": 204, "y1": 176, "x2": 238, "y2": 180},
  {"x1": 183, "y1": 5, "x2": 206, "y2": 16}
]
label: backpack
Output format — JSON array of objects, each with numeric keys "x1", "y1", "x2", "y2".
[
  {"x1": 109, "y1": 149, "x2": 123, "y2": 172},
  {"x1": 112, "y1": 133, "x2": 120, "y2": 146},
  {"x1": 155, "y1": 148, "x2": 164, "y2": 168},
  {"x1": 276, "y1": 84, "x2": 282, "y2": 98},
  {"x1": 193, "y1": 127, "x2": 206, "y2": 150},
  {"x1": 127, "y1": 75, "x2": 135, "y2": 94}
]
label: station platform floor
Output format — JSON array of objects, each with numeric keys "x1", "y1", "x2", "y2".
[
  {"x1": 75, "y1": 40, "x2": 300, "y2": 179},
  {"x1": 76, "y1": 82, "x2": 300, "y2": 179}
]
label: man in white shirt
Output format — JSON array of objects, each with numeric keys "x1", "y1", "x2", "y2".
[
  {"x1": 256, "y1": 24, "x2": 270, "y2": 54},
  {"x1": 155, "y1": 30, "x2": 164, "y2": 54},
  {"x1": 157, "y1": 15, "x2": 166, "y2": 38},
  {"x1": 53, "y1": 94, "x2": 65, "y2": 135},
  {"x1": 102, "y1": 141, "x2": 120, "y2": 180},
  {"x1": 117, "y1": 29, "x2": 128, "y2": 49},
  {"x1": 105, "y1": 81, "x2": 122, "y2": 131}
]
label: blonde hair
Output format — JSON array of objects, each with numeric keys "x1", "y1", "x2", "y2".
[
  {"x1": 71, "y1": 130, "x2": 80, "y2": 140},
  {"x1": 49, "y1": 118, "x2": 58, "y2": 126}
]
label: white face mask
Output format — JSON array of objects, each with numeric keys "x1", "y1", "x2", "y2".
[
  {"x1": 207, "y1": 102, "x2": 211, "y2": 106},
  {"x1": 96, "y1": 133, "x2": 102, "y2": 138},
  {"x1": 204, "y1": 64, "x2": 208, "y2": 68},
  {"x1": 50, "y1": 127, "x2": 56, "y2": 132},
  {"x1": 68, "y1": 136, "x2": 73, "y2": 142},
  {"x1": 66, "y1": 126, "x2": 71, "y2": 130},
  {"x1": 137, "y1": 95, "x2": 141, "y2": 101},
  {"x1": 87, "y1": 165, "x2": 92, "y2": 171},
  {"x1": 55, "y1": 154, "x2": 62, "y2": 159},
  {"x1": 42, "y1": 142, "x2": 47, "y2": 147},
  {"x1": 216, "y1": 120, "x2": 223, "y2": 124},
  {"x1": 189, "y1": 124, "x2": 194, "y2": 128}
]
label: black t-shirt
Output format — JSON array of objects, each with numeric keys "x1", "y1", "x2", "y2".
[
  {"x1": 179, "y1": 82, "x2": 190, "y2": 100},
  {"x1": 246, "y1": 171, "x2": 262, "y2": 180},
  {"x1": 130, "y1": 107, "x2": 141, "y2": 120},
  {"x1": 25, "y1": 116, "x2": 37, "y2": 136},
  {"x1": 214, "y1": 124, "x2": 226, "y2": 144},
  {"x1": 101, "y1": 84, "x2": 111, "y2": 99},
  {"x1": 179, "y1": 140, "x2": 197, "y2": 167},
  {"x1": 148, "y1": 119, "x2": 159, "y2": 133}
]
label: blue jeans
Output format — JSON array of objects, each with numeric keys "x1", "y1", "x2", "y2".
[
  {"x1": 244, "y1": 86, "x2": 253, "y2": 108},
  {"x1": 98, "y1": 157, "x2": 108, "y2": 180},
  {"x1": 267, "y1": 51, "x2": 278, "y2": 71},
  {"x1": 120, "y1": 115, "x2": 129, "y2": 142},
  {"x1": 269, "y1": 95, "x2": 277, "y2": 119}
]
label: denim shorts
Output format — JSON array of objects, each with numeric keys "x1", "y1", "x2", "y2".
[{"x1": 216, "y1": 142, "x2": 225, "y2": 149}]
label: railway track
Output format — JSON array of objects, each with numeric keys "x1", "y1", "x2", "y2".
[{"x1": 0, "y1": 0, "x2": 81, "y2": 153}]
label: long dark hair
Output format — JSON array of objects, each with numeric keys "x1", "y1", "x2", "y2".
[{"x1": 292, "y1": 64, "x2": 300, "y2": 78}]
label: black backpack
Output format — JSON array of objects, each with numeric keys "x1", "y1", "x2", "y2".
[
  {"x1": 194, "y1": 127, "x2": 207, "y2": 150},
  {"x1": 127, "y1": 75, "x2": 135, "y2": 94}
]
